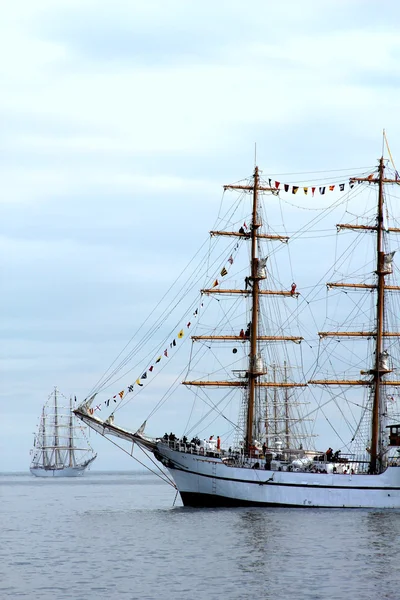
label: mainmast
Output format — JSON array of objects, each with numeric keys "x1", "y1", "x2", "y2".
[{"x1": 309, "y1": 155, "x2": 400, "y2": 473}]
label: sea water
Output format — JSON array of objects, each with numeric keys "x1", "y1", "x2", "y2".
[{"x1": 1, "y1": 471, "x2": 399, "y2": 600}]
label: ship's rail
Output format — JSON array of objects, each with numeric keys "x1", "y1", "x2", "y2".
[
  {"x1": 158, "y1": 439, "x2": 223, "y2": 458},
  {"x1": 158, "y1": 439, "x2": 400, "y2": 473}
]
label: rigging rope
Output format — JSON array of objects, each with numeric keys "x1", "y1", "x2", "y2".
[{"x1": 384, "y1": 130, "x2": 399, "y2": 178}]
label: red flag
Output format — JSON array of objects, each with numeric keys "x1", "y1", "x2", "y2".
[
  {"x1": 329, "y1": 185, "x2": 335, "y2": 191},
  {"x1": 164, "y1": 349, "x2": 168, "y2": 357},
  {"x1": 149, "y1": 365, "x2": 154, "y2": 372},
  {"x1": 187, "y1": 322, "x2": 191, "y2": 328},
  {"x1": 311, "y1": 187, "x2": 316, "y2": 197},
  {"x1": 275, "y1": 181, "x2": 280, "y2": 189}
]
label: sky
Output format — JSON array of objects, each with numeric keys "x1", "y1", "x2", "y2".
[{"x1": 2, "y1": 0, "x2": 400, "y2": 472}]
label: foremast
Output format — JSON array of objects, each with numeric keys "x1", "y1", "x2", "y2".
[
  {"x1": 182, "y1": 167, "x2": 306, "y2": 455},
  {"x1": 310, "y1": 157, "x2": 400, "y2": 473}
]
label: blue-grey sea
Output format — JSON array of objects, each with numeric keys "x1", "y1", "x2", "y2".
[{"x1": 1, "y1": 471, "x2": 399, "y2": 600}]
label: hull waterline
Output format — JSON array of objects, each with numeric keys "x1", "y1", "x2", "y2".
[
  {"x1": 30, "y1": 465, "x2": 89, "y2": 477},
  {"x1": 158, "y1": 446, "x2": 400, "y2": 508}
]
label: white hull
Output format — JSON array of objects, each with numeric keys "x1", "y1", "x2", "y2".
[
  {"x1": 158, "y1": 445, "x2": 400, "y2": 508},
  {"x1": 30, "y1": 465, "x2": 89, "y2": 478}
]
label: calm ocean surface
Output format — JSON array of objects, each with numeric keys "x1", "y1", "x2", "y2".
[{"x1": 1, "y1": 471, "x2": 399, "y2": 600}]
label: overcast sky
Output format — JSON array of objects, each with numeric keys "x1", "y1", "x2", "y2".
[{"x1": 2, "y1": 0, "x2": 400, "y2": 472}]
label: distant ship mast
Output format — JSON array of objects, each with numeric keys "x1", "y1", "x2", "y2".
[{"x1": 69, "y1": 396, "x2": 75, "y2": 467}]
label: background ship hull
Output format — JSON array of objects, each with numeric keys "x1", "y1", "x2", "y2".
[
  {"x1": 30, "y1": 465, "x2": 88, "y2": 477},
  {"x1": 158, "y1": 445, "x2": 400, "y2": 508}
]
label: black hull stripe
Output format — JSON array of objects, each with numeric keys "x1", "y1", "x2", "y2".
[
  {"x1": 169, "y1": 464, "x2": 400, "y2": 491},
  {"x1": 179, "y1": 492, "x2": 374, "y2": 509}
]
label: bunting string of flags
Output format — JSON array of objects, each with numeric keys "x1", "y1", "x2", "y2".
[
  {"x1": 212, "y1": 223, "x2": 245, "y2": 288},
  {"x1": 93, "y1": 238, "x2": 247, "y2": 412},
  {"x1": 267, "y1": 174, "x2": 375, "y2": 196},
  {"x1": 93, "y1": 307, "x2": 205, "y2": 412}
]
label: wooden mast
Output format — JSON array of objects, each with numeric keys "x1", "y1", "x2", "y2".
[
  {"x1": 69, "y1": 396, "x2": 74, "y2": 468},
  {"x1": 54, "y1": 387, "x2": 60, "y2": 467},
  {"x1": 182, "y1": 168, "x2": 305, "y2": 454},
  {"x1": 42, "y1": 406, "x2": 48, "y2": 468},
  {"x1": 246, "y1": 166, "x2": 260, "y2": 452},
  {"x1": 284, "y1": 361, "x2": 290, "y2": 448},
  {"x1": 309, "y1": 155, "x2": 400, "y2": 472},
  {"x1": 370, "y1": 156, "x2": 385, "y2": 473},
  {"x1": 273, "y1": 364, "x2": 278, "y2": 440}
]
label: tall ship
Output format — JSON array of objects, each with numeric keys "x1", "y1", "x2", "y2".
[
  {"x1": 75, "y1": 142, "x2": 400, "y2": 507},
  {"x1": 30, "y1": 388, "x2": 97, "y2": 477}
]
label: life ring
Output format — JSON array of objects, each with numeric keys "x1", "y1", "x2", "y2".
[{"x1": 89, "y1": 408, "x2": 94, "y2": 415}]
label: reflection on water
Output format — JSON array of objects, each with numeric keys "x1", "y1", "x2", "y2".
[
  {"x1": 2, "y1": 474, "x2": 400, "y2": 600},
  {"x1": 233, "y1": 507, "x2": 400, "y2": 600}
]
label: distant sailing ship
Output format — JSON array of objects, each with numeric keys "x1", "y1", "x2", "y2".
[
  {"x1": 75, "y1": 140, "x2": 400, "y2": 507},
  {"x1": 31, "y1": 388, "x2": 97, "y2": 477}
]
